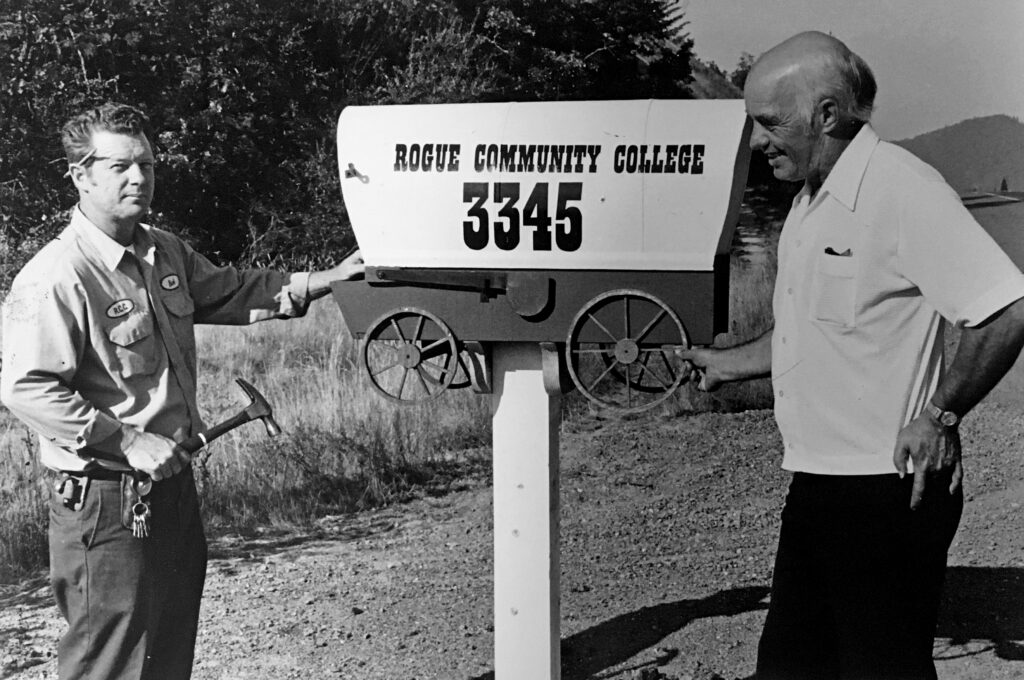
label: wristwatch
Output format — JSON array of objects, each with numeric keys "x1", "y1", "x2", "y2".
[{"x1": 924, "y1": 400, "x2": 960, "y2": 428}]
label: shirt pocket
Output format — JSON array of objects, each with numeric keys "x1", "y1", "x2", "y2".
[
  {"x1": 161, "y1": 291, "x2": 197, "y2": 364},
  {"x1": 162, "y1": 291, "x2": 195, "y2": 319},
  {"x1": 106, "y1": 313, "x2": 158, "y2": 378},
  {"x1": 809, "y1": 254, "x2": 858, "y2": 328}
]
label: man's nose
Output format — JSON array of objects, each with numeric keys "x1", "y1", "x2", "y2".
[
  {"x1": 749, "y1": 121, "x2": 769, "y2": 151},
  {"x1": 126, "y1": 163, "x2": 147, "y2": 183}
]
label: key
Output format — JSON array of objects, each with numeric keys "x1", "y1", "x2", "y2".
[{"x1": 131, "y1": 501, "x2": 151, "y2": 539}]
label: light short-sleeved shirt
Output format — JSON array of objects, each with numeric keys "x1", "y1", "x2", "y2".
[
  {"x1": 1, "y1": 209, "x2": 312, "y2": 472},
  {"x1": 772, "y1": 124, "x2": 1024, "y2": 475}
]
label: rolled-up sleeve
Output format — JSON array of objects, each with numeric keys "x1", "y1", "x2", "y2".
[{"x1": 1, "y1": 274, "x2": 121, "y2": 452}]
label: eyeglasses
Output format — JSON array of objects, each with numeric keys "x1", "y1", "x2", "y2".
[
  {"x1": 63, "y1": 148, "x2": 98, "y2": 178},
  {"x1": 63, "y1": 148, "x2": 151, "y2": 177}
]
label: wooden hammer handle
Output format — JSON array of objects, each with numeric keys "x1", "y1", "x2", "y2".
[{"x1": 177, "y1": 410, "x2": 252, "y2": 453}]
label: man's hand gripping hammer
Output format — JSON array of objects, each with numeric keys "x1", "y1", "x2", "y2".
[{"x1": 118, "y1": 378, "x2": 280, "y2": 495}]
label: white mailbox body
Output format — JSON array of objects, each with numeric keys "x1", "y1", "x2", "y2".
[
  {"x1": 338, "y1": 99, "x2": 749, "y2": 272},
  {"x1": 332, "y1": 99, "x2": 752, "y2": 350}
]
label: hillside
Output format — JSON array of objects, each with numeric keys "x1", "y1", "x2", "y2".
[{"x1": 895, "y1": 114, "x2": 1024, "y2": 194}]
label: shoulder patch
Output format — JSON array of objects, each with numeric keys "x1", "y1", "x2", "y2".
[
  {"x1": 106, "y1": 299, "x2": 135, "y2": 318},
  {"x1": 160, "y1": 274, "x2": 181, "y2": 291}
]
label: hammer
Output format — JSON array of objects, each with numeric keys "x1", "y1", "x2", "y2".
[
  {"x1": 97, "y1": 378, "x2": 280, "y2": 490},
  {"x1": 177, "y1": 378, "x2": 281, "y2": 453}
]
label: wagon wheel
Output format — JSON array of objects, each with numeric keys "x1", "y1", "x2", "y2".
[
  {"x1": 361, "y1": 308, "x2": 460, "y2": 403},
  {"x1": 565, "y1": 290, "x2": 689, "y2": 413}
]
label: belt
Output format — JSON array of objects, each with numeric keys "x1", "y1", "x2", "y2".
[{"x1": 59, "y1": 468, "x2": 125, "y2": 481}]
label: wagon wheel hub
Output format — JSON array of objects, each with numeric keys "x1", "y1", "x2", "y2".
[
  {"x1": 397, "y1": 343, "x2": 422, "y2": 368},
  {"x1": 613, "y1": 338, "x2": 640, "y2": 364}
]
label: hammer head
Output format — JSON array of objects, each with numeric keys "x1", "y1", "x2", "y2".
[{"x1": 235, "y1": 378, "x2": 282, "y2": 437}]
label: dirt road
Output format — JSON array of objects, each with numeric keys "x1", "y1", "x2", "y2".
[{"x1": 3, "y1": 399, "x2": 1024, "y2": 679}]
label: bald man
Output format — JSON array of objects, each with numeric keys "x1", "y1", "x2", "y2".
[{"x1": 681, "y1": 32, "x2": 1024, "y2": 679}]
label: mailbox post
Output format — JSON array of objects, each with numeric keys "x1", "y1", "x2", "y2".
[
  {"x1": 492, "y1": 343, "x2": 562, "y2": 679},
  {"x1": 330, "y1": 99, "x2": 751, "y2": 679}
]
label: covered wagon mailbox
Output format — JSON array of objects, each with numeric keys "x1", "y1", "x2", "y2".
[{"x1": 331, "y1": 100, "x2": 751, "y2": 679}]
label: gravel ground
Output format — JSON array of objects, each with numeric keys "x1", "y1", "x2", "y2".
[{"x1": 3, "y1": 399, "x2": 1024, "y2": 680}]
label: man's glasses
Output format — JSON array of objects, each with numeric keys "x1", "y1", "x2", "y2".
[
  {"x1": 63, "y1": 148, "x2": 98, "y2": 178},
  {"x1": 63, "y1": 148, "x2": 151, "y2": 177}
]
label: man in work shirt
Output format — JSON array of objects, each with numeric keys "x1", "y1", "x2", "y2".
[
  {"x1": 680, "y1": 32, "x2": 1024, "y2": 679},
  {"x1": 0, "y1": 102, "x2": 364, "y2": 680}
]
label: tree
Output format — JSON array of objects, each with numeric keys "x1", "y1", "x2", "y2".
[
  {"x1": 730, "y1": 51, "x2": 755, "y2": 90},
  {"x1": 459, "y1": 0, "x2": 694, "y2": 101}
]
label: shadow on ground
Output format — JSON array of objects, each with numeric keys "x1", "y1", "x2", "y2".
[
  {"x1": 471, "y1": 585, "x2": 770, "y2": 680},
  {"x1": 937, "y1": 566, "x2": 1024, "y2": 662}
]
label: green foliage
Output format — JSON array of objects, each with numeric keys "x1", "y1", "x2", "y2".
[{"x1": 0, "y1": 0, "x2": 695, "y2": 288}]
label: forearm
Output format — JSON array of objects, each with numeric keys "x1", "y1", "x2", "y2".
[
  {"x1": 932, "y1": 297, "x2": 1024, "y2": 416},
  {"x1": 682, "y1": 329, "x2": 773, "y2": 392},
  {"x1": 307, "y1": 251, "x2": 365, "y2": 299},
  {"x1": 715, "y1": 329, "x2": 774, "y2": 382},
  {"x1": 306, "y1": 270, "x2": 336, "y2": 300},
  {"x1": 0, "y1": 372, "x2": 122, "y2": 452}
]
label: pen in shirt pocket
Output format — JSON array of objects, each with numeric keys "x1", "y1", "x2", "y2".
[{"x1": 824, "y1": 247, "x2": 853, "y2": 257}]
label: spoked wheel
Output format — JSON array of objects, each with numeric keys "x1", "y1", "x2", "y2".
[
  {"x1": 565, "y1": 290, "x2": 689, "y2": 413},
  {"x1": 361, "y1": 308, "x2": 460, "y2": 402}
]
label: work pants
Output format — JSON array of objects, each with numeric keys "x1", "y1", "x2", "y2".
[
  {"x1": 49, "y1": 468, "x2": 208, "y2": 680},
  {"x1": 755, "y1": 472, "x2": 963, "y2": 680}
]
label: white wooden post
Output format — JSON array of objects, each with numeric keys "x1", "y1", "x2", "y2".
[{"x1": 491, "y1": 342, "x2": 561, "y2": 680}]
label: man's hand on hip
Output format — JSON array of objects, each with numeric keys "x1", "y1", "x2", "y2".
[
  {"x1": 122, "y1": 428, "x2": 191, "y2": 481},
  {"x1": 893, "y1": 415, "x2": 963, "y2": 510}
]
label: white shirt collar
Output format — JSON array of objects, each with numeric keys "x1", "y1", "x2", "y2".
[
  {"x1": 70, "y1": 208, "x2": 155, "y2": 270},
  {"x1": 815, "y1": 123, "x2": 880, "y2": 212}
]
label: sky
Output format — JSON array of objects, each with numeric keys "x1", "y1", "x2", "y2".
[{"x1": 677, "y1": 0, "x2": 1024, "y2": 140}]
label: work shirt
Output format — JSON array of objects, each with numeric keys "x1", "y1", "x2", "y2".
[
  {"x1": 772, "y1": 124, "x2": 1024, "y2": 475},
  {"x1": 0, "y1": 208, "x2": 312, "y2": 472}
]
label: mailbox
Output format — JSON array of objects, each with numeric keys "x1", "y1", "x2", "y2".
[
  {"x1": 332, "y1": 99, "x2": 752, "y2": 413},
  {"x1": 330, "y1": 100, "x2": 752, "y2": 680}
]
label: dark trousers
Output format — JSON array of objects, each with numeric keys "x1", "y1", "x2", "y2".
[
  {"x1": 755, "y1": 472, "x2": 963, "y2": 680},
  {"x1": 49, "y1": 469, "x2": 208, "y2": 680}
]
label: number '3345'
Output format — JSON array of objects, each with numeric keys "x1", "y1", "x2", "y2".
[{"x1": 463, "y1": 182, "x2": 582, "y2": 252}]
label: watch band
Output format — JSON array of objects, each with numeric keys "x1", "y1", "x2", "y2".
[{"x1": 925, "y1": 401, "x2": 960, "y2": 427}]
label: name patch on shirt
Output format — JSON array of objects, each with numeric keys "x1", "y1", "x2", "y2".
[
  {"x1": 160, "y1": 275, "x2": 180, "y2": 291},
  {"x1": 106, "y1": 299, "x2": 135, "y2": 318}
]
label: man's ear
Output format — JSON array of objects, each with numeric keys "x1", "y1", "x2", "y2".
[
  {"x1": 817, "y1": 97, "x2": 841, "y2": 135},
  {"x1": 68, "y1": 163, "x2": 90, "y2": 192}
]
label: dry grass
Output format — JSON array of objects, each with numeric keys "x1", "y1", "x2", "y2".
[
  {"x1": 0, "y1": 421, "x2": 49, "y2": 582},
  {"x1": 189, "y1": 302, "x2": 492, "y2": 531}
]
